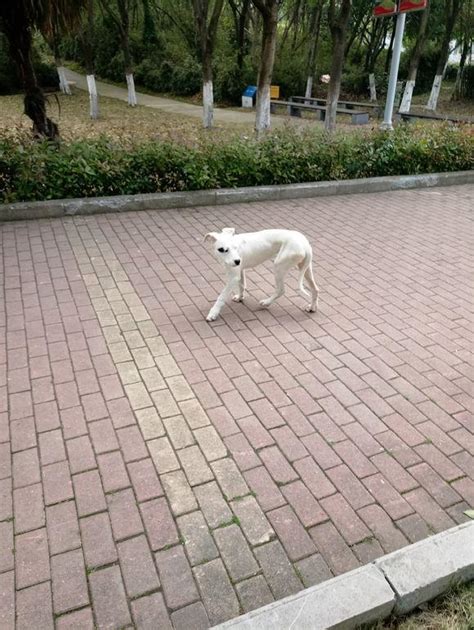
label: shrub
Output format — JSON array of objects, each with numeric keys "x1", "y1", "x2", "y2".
[{"x1": 0, "y1": 124, "x2": 472, "y2": 204}]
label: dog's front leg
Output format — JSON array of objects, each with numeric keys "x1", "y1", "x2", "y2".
[
  {"x1": 206, "y1": 275, "x2": 239, "y2": 322},
  {"x1": 232, "y1": 270, "x2": 246, "y2": 302}
]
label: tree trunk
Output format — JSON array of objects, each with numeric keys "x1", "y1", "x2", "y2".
[
  {"x1": 192, "y1": 0, "x2": 224, "y2": 128},
  {"x1": 399, "y1": 6, "x2": 429, "y2": 113},
  {"x1": 369, "y1": 73, "x2": 377, "y2": 101},
  {"x1": 426, "y1": 0, "x2": 460, "y2": 111},
  {"x1": 84, "y1": 0, "x2": 99, "y2": 119},
  {"x1": 202, "y1": 52, "x2": 214, "y2": 128},
  {"x1": 4, "y1": 12, "x2": 59, "y2": 139},
  {"x1": 452, "y1": 37, "x2": 470, "y2": 101},
  {"x1": 56, "y1": 58, "x2": 71, "y2": 95},
  {"x1": 117, "y1": 0, "x2": 136, "y2": 106},
  {"x1": 305, "y1": 2, "x2": 323, "y2": 99},
  {"x1": 325, "y1": 0, "x2": 352, "y2": 132},
  {"x1": 254, "y1": 2, "x2": 278, "y2": 133}
]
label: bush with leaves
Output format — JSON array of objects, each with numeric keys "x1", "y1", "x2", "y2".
[{"x1": 0, "y1": 124, "x2": 472, "y2": 204}]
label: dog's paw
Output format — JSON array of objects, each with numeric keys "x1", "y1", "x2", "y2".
[
  {"x1": 206, "y1": 311, "x2": 219, "y2": 322},
  {"x1": 259, "y1": 298, "x2": 271, "y2": 308},
  {"x1": 232, "y1": 295, "x2": 244, "y2": 303},
  {"x1": 305, "y1": 305, "x2": 316, "y2": 313}
]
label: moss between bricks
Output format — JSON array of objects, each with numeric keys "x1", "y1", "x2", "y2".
[{"x1": 0, "y1": 124, "x2": 472, "y2": 204}]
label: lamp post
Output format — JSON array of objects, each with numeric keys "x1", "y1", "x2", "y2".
[{"x1": 380, "y1": 10, "x2": 406, "y2": 130}]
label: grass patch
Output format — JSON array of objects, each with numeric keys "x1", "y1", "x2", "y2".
[{"x1": 369, "y1": 581, "x2": 474, "y2": 630}]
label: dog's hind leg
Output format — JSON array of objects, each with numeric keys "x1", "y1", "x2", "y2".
[
  {"x1": 304, "y1": 265, "x2": 320, "y2": 312},
  {"x1": 232, "y1": 270, "x2": 246, "y2": 302},
  {"x1": 260, "y1": 258, "x2": 296, "y2": 308}
]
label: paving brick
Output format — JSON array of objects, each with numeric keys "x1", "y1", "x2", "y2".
[
  {"x1": 136, "y1": 406, "x2": 165, "y2": 440},
  {"x1": 42, "y1": 462, "x2": 74, "y2": 505},
  {"x1": 14, "y1": 482, "x2": 45, "y2": 534},
  {"x1": 51, "y1": 548, "x2": 89, "y2": 614},
  {"x1": 295, "y1": 553, "x2": 332, "y2": 587},
  {"x1": 267, "y1": 505, "x2": 316, "y2": 561},
  {"x1": 310, "y1": 521, "x2": 360, "y2": 574},
  {"x1": 61, "y1": 406, "x2": 87, "y2": 439},
  {"x1": 0, "y1": 571, "x2": 15, "y2": 630},
  {"x1": 363, "y1": 473, "x2": 413, "y2": 520},
  {"x1": 294, "y1": 457, "x2": 335, "y2": 500},
  {"x1": 97, "y1": 450, "x2": 130, "y2": 493},
  {"x1": 148, "y1": 437, "x2": 180, "y2": 474},
  {"x1": 15, "y1": 528, "x2": 50, "y2": 589},
  {"x1": 128, "y1": 457, "x2": 163, "y2": 502},
  {"x1": 108, "y1": 487, "x2": 144, "y2": 540},
  {"x1": 211, "y1": 457, "x2": 248, "y2": 499},
  {"x1": 156, "y1": 545, "x2": 199, "y2": 610},
  {"x1": 46, "y1": 500, "x2": 80, "y2": 555},
  {"x1": 193, "y1": 558, "x2": 240, "y2": 625},
  {"x1": 11, "y1": 417, "x2": 36, "y2": 452},
  {"x1": 281, "y1": 480, "x2": 327, "y2": 527},
  {"x1": 244, "y1": 466, "x2": 286, "y2": 512},
  {"x1": 177, "y1": 510, "x2": 218, "y2": 566},
  {"x1": 231, "y1": 496, "x2": 274, "y2": 546},
  {"x1": 163, "y1": 414, "x2": 194, "y2": 449},
  {"x1": 236, "y1": 575, "x2": 274, "y2": 613},
  {"x1": 404, "y1": 487, "x2": 456, "y2": 533},
  {"x1": 326, "y1": 464, "x2": 374, "y2": 510},
  {"x1": 254, "y1": 540, "x2": 302, "y2": 600},
  {"x1": 194, "y1": 481, "x2": 233, "y2": 528},
  {"x1": 249, "y1": 398, "x2": 285, "y2": 430},
  {"x1": 80, "y1": 512, "x2": 117, "y2": 568},
  {"x1": 88, "y1": 418, "x2": 119, "y2": 454},
  {"x1": 259, "y1": 446, "x2": 298, "y2": 484},
  {"x1": 171, "y1": 602, "x2": 210, "y2": 630},
  {"x1": 409, "y1": 462, "x2": 462, "y2": 508},
  {"x1": 132, "y1": 593, "x2": 173, "y2": 630},
  {"x1": 224, "y1": 432, "x2": 260, "y2": 472},
  {"x1": 13, "y1": 448, "x2": 41, "y2": 488},
  {"x1": 117, "y1": 424, "x2": 149, "y2": 462},
  {"x1": 320, "y1": 493, "x2": 371, "y2": 546},
  {"x1": 161, "y1": 469, "x2": 198, "y2": 515},
  {"x1": 16, "y1": 581, "x2": 53, "y2": 630},
  {"x1": 179, "y1": 398, "x2": 210, "y2": 429},
  {"x1": 214, "y1": 524, "x2": 259, "y2": 581},
  {"x1": 0, "y1": 521, "x2": 13, "y2": 573},
  {"x1": 73, "y1": 469, "x2": 106, "y2": 516},
  {"x1": 415, "y1": 443, "x2": 464, "y2": 482},
  {"x1": 358, "y1": 504, "x2": 408, "y2": 553},
  {"x1": 66, "y1": 435, "x2": 96, "y2": 474},
  {"x1": 140, "y1": 497, "x2": 179, "y2": 550},
  {"x1": 89, "y1": 565, "x2": 132, "y2": 629},
  {"x1": 118, "y1": 534, "x2": 160, "y2": 598},
  {"x1": 238, "y1": 415, "x2": 274, "y2": 449},
  {"x1": 55, "y1": 608, "x2": 94, "y2": 630},
  {"x1": 450, "y1": 477, "x2": 474, "y2": 506}
]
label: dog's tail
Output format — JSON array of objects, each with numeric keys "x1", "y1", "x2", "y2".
[{"x1": 297, "y1": 249, "x2": 311, "y2": 298}]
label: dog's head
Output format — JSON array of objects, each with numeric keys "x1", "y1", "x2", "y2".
[{"x1": 204, "y1": 227, "x2": 241, "y2": 268}]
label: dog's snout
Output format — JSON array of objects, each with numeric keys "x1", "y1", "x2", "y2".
[{"x1": 234, "y1": 259, "x2": 241, "y2": 266}]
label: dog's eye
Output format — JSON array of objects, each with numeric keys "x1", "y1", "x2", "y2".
[{"x1": 217, "y1": 247, "x2": 229, "y2": 253}]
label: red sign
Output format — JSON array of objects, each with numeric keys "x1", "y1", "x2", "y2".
[
  {"x1": 399, "y1": 0, "x2": 428, "y2": 12},
  {"x1": 373, "y1": 0, "x2": 397, "y2": 17}
]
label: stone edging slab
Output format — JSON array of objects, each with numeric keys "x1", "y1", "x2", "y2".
[
  {"x1": 0, "y1": 170, "x2": 473, "y2": 222},
  {"x1": 211, "y1": 521, "x2": 474, "y2": 630}
]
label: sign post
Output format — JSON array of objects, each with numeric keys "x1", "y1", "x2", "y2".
[{"x1": 374, "y1": 0, "x2": 427, "y2": 130}]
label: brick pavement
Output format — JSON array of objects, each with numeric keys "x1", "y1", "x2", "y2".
[{"x1": 0, "y1": 184, "x2": 473, "y2": 628}]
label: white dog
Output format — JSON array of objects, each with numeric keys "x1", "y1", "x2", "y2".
[{"x1": 204, "y1": 227, "x2": 320, "y2": 321}]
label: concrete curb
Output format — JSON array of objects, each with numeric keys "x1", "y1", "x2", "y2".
[
  {"x1": 211, "y1": 522, "x2": 474, "y2": 630},
  {"x1": 1, "y1": 170, "x2": 473, "y2": 222}
]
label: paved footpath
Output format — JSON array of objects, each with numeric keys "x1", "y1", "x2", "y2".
[{"x1": 1, "y1": 184, "x2": 473, "y2": 629}]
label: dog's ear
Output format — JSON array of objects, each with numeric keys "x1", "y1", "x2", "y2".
[
  {"x1": 204, "y1": 232, "x2": 219, "y2": 242},
  {"x1": 222, "y1": 227, "x2": 235, "y2": 236}
]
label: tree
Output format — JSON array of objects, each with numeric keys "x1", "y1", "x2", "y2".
[
  {"x1": 228, "y1": 0, "x2": 252, "y2": 73},
  {"x1": 399, "y1": 5, "x2": 430, "y2": 113},
  {"x1": 98, "y1": 0, "x2": 138, "y2": 106},
  {"x1": 191, "y1": 0, "x2": 225, "y2": 128},
  {"x1": 304, "y1": 0, "x2": 324, "y2": 99},
  {"x1": 426, "y1": 0, "x2": 460, "y2": 111},
  {"x1": 0, "y1": 0, "x2": 84, "y2": 139},
  {"x1": 82, "y1": 0, "x2": 100, "y2": 118},
  {"x1": 325, "y1": 0, "x2": 352, "y2": 131},
  {"x1": 252, "y1": 0, "x2": 279, "y2": 133},
  {"x1": 451, "y1": 1, "x2": 473, "y2": 101}
]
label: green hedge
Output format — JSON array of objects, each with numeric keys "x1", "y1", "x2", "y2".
[{"x1": 0, "y1": 124, "x2": 472, "y2": 204}]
